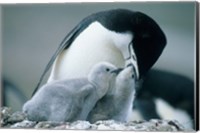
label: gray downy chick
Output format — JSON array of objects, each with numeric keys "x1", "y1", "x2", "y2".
[
  {"x1": 22, "y1": 62, "x2": 117, "y2": 122},
  {"x1": 87, "y1": 65, "x2": 136, "y2": 123}
]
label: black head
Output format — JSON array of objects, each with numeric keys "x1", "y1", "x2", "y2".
[{"x1": 87, "y1": 9, "x2": 167, "y2": 79}]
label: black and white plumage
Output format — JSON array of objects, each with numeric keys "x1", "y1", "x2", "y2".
[
  {"x1": 134, "y1": 69, "x2": 194, "y2": 128},
  {"x1": 32, "y1": 9, "x2": 166, "y2": 96},
  {"x1": 23, "y1": 62, "x2": 118, "y2": 122}
]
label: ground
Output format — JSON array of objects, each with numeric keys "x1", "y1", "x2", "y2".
[{"x1": 0, "y1": 107, "x2": 193, "y2": 131}]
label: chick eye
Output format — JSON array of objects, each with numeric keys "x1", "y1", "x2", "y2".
[
  {"x1": 131, "y1": 74, "x2": 135, "y2": 78},
  {"x1": 106, "y1": 68, "x2": 110, "y2": 72}
]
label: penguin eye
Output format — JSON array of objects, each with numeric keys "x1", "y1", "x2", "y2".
[
  {"x1": 131, "y1": 74, "x2": 135, "y2": 78},
  {"x1": 106, "y1": 68, "x2": 110, "y2": 72}
]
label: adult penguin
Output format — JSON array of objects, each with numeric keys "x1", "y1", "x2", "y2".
[{"x1": 32, "y1": 9, "x2": 166, "y2": 97}]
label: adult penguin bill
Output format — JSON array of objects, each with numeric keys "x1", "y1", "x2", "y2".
[{"x1": 32, "y1": 9, "x2": 166, "y2": 96}]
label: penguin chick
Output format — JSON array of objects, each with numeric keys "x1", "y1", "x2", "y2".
[
  {"x1": 87, "y1": 66, "x2": 136, "y2": 123},
  {"x1": 23, "y1": 62, "x2": 117, "y2": 122}
]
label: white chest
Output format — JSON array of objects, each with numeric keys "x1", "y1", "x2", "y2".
[{"x1": 48, "y1": 22, "x2": 133, "y2": 82}]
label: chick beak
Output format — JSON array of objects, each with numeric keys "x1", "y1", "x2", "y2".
[{"x1": 111, "y1": 68, "x2": 123, "y2": 75}]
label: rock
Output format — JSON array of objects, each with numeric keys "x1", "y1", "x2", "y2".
[
  {"x1": 35, "y1": 121, "x2": 64, "y2": 129},
  {"x1": 54, "y1": 124, "x2": 69, "y2": 130},
  {"x1": 1, "y1": 107, "x2": 26, "y2": 126},
  {"x1": 96, "y1": 124, "x2": 111, "y2": 130},
  {"x1": 69, "y1": 120, "x2": 92, "y2": 130},
  {"x1": 7, "y1": 111, "x2": 26, "y2": 124},
  {"x1": 1, "y1": 107, "x2": 12, "y2": 119},
  {"x1": 1, "y1": 107, "x2": 12, "y2": 126},
  {"x1": 0, "y1": 106, "x2": 194, "y2": 131},
  {"x1": 10, "y1": 120, "x2": 37, "y2": 128},
  {"x1": 95, "y1": 120, "x2": 126, "y2": 130}
]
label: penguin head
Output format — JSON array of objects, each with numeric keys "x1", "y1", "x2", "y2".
[
  {"x1": 113, "y1": 65, "x2": 136, "y2": 94},
  {"x1": 88, "y1": 62, "x2": 117, "y2": 88},
  {"x1": 92, "y1": 9, "x2": 167, "y2": 79},
  {"x1": 117, "y1": 65, "x2": 136, "y2": 83}
]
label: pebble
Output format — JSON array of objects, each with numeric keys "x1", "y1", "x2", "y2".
[
  {"x1": 0, "y1": 107, "x2": 194, "y2": 131},
  {"x1": 35, "y1": 121, "x2": 64, "y2": 129},
  {"x1": 10, "y1": 120, "x2": 37, "y2": 128},
  {"x1": 69, "y1": 120, "x2": 92, "y2": 130},
  {"x1": 7, "y1": 111, "x2": 26, "y2": 124},
  {"x1": 1, "y1": 107, "x2": 12, "y2": 126}
]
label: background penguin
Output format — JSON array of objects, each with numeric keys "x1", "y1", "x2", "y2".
[
  {"x1": 23, "y1": 62, "x2": 118, "y2": 122},
  {"x1": 2, "y1": 79, "x2": 27, "y2": 112},
  {"x1": 133, "y1": 69, "x2": 194, "y2": 128}
]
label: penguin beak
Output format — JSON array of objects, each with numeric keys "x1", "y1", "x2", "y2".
[
  {"x1": 125, "y1": 42, "x2": 139, "y2": 80},
  {"x1": 126, "y1": 63, "x2": 133, "y2": 68},
  {"x1": 111, "y1": 68, "x2": 123, "y2": 74}
]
